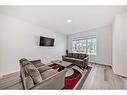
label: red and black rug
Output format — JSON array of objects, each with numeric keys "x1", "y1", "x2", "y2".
[
  {"x1": 49, "y1": 63, "x2": 91, "y2": 89},
  {"x1": 64, "y1": 68, "x2": 81, "y2": 89}
]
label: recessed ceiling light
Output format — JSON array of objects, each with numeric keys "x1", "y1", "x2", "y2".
[{"x1": 66, "y1": 19, "x2": 72, "y2": 23}]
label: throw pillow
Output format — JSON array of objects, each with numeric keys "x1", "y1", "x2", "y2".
[
  {"x1": 25, "y1": 76, "x2": 34, "y2": 89},
  {"x1": 24, "y1": 62, "x2": 43, "y2": 84},
  {"x1": 19, "y1": 58, "x2": 31, "y2": 66}
]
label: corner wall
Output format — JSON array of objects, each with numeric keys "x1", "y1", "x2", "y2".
[
  {"x1": 67, "y1": 25, "x2": 112, "y2": 66},
  {"x1": 112, "y1": 13, "x2": 127, "y2": 77},
  {"x1": 0, "y1": 14, "x2": 66, "y2": 76}
]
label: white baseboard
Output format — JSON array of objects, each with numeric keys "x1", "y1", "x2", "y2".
[
  {"x1": 89, "y1": 61, "x2": 112, "y2": 67},
  {"x1": 1, "y1": 70, "x2": 19, "y2": 77}
]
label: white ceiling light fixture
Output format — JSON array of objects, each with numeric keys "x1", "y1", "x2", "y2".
[{"x1": 66, "y1": 19, "x2": 72, "y2": 23}]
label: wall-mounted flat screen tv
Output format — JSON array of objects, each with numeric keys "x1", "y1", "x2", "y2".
[{"x1": 39, "y1": 36, "x2": 54, "y2": 46}]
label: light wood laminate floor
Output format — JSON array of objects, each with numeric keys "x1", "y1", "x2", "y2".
[
  {"x1": 0, "y1": 63, "x2": 127, "y2": 90},
  {"x1": 82, "y1": 63, "x2": 127, "y2": 89}
]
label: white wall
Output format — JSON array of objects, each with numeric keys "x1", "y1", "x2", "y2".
[
  {"x1": 68, "y1": 25, "x2": 112, "y2": 66},
  {"x1": 0, "y1": 16, "x2": 4, "y2": 78},
  {"x1": 0, "y1": 14, "x2": 66, "y2": 76},
  {"x1": 112, "y1": 13, "x2": 127, "y2": 77},
  {"x1": 0, "y1": 25, "x2": 1, "y2": 77}
]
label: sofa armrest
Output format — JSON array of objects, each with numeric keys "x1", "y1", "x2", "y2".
[
  {"x1": 83, "y1": 56, "x2": 89, "y2": 61},
  {"x1": 31, "y1": 69, "x2": 67, "y2": 89},
  {"x1": 83, "y1": 56, "x2": 89, "y2": 67},
  {"x1": 62, "y1": 55, "x2": 67, "y2": 57},
  {"x1": 62, "y1": 55, "x2": 68, "y2": 59}
]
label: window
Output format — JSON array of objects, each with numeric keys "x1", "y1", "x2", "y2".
[{"x1": 72, "y1": 36, "x2": 96, "y2": 55}]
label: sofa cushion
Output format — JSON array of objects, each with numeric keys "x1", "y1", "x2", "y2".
[
  {"x1": 68, "y1": 53, "x2": 73, "y2": 57},
  {"x1": 73, "y1": 58, "x2": 83, "y2": 62},
  {"x1": 31, "y1": 60, "x2": 45, "y2": 68},
  {"x1": 37, "y1": 65, "x2": 52, "y2": 73},
  {"x1": 25, "y1": 76, "x2": 34, "y2": 89},
  {"x1": 63, "y1": 57, "x2": 75, "y2": 60},
  {"x1": 78, "y1": 54, "x2": 86, "y2": 59},
  {"x1": 41, "y1": 69, "x2": 58, "y2": 80},
  {"x1": 34, "y1": 62, "x2": 45, "y2": 68},
  {"x1": 24, "y1": 62, "x2": 43, "y2": 84},
  {"x1": 72, "y1": 53, "x2": 79, "y2": 58}
]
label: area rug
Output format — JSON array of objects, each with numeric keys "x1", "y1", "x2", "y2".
[
  {"x1": 64, "y1": 68, "x2": 82, "y2": 89},
  {"x1": 49, "y1": 63, "x2": 91, "y2": 89}
]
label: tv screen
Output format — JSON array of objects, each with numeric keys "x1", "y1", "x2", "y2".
[{"x1": 39, "y1": 36, "x2": 54, "y2": 46}]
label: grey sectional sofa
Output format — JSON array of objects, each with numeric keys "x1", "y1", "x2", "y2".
[
  {"x1": 19, "y1": 58, "x2": 66, "y2": 90},
  {"x1": 62, "y1": 53, "x2": 89, "y2": 69}
]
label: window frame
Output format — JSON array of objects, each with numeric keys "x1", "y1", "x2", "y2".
[{"x1": 72, "y1": 36, "x2": 97, "y2": 55}]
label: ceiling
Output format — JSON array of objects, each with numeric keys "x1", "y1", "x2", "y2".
[{"x1": 0, "y1": 6, "x2": 127, "y2": 35}]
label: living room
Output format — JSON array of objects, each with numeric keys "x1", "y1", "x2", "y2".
[{"x1": 0, "y1": 5, "x2": 127, "y2": 90}]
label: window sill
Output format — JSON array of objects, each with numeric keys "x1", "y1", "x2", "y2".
[
  {"x1": 72, "y1": 52, "x2": 97, "y2": 56},
  {"x1": 87, "y1": 53, "x2": 96, "y2": 56}
]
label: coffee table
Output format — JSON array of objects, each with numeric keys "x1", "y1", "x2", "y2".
[
  {"x1": 51, "y1": 60, "x2": 73, "y2": 68},
  {"x1": 51, "y1": 60, "x2": 74, "y2": 72}
]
